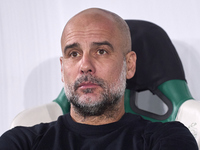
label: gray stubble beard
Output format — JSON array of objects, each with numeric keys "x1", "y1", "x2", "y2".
[{"x1": 64, "y1": 60, "x2": 127, "y2": 117}]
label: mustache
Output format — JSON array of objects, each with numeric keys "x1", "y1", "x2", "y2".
[{"x1": 74, "y1": 74, "x2": 106, "y2": 91}]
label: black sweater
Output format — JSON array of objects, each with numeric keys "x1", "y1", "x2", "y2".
[{"x1": 0, "y1": 113, "x2": 198, "y2": 150}]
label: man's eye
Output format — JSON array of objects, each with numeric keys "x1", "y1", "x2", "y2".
[
  {"x1": 97, "y1": 49, "x2": 107, "y2": 55},
  {"x1": 70, "y1": 51, "x2": 79, "y2": 57}
]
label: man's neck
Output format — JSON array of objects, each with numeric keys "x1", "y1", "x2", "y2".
[{"x1": 70, "y1": 100, "x2": 125, "y2": 125}]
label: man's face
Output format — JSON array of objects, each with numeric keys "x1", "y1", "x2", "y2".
[{"x1": 60, "y1": 14, "x2": 128, "y2": 116}]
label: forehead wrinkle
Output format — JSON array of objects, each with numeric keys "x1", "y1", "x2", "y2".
[
  {"x1": 65, "y1": 29, "x2": 114, "y2": 39},
  {"x1": 62, "y1": 29, "x2": 115, "y2": 52}
]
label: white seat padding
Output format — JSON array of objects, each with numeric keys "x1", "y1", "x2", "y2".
[
  {"x1": 176, "y1": 100, "x2": 200, "y2": 148},
  {"x1": 11, "y1": 102, "x2": 63, "y2": 128}
]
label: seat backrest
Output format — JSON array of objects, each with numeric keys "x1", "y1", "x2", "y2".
[
  {"x1": 125, "y1": 20, "x2": 193, "y2": 122},
  {"x1": 54, "y1": 20, "x2": 193, "y2": 122}
]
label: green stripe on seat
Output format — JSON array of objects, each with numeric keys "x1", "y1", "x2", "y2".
[{"x1": 53, "y1": 88, "x2": 70, "y2": 114}]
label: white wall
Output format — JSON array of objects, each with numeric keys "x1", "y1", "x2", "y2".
[{"x1": 1, "y1": 0, "x2": 200, "y2": 135}]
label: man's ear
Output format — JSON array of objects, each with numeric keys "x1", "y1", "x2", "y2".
[
  {"x1": 60, "y1": 57, "x2": 64, "y2": 82},
  {"x1": 126, "y1": 51, "x2": 137, "y2": 79}
]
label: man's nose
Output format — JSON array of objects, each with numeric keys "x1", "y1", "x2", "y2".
[{"x1": 79, "y1": 54, "x2": 95, "y2": 74}]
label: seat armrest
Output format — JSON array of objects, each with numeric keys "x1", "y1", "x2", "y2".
[
  {"x1": 176, "y1": 100, "x2": 200, "y2": 148},
  {"x1": 11, "y1": 102, "x2": 63, "y2": 128}
]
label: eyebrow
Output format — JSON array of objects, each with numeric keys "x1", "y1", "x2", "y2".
[
  {"x1": 92, "y1": 41, "x2": 114, "y2": 51},
  {"x1": 64, "y1": 43, "x2": 80, "y2": 54},
  {"x1": 63, "y1": 41, "x2": 114, "y2": 54}
]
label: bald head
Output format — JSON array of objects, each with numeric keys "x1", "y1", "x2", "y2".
[{"x1": 61, "y1": 8, "x2": 131, "y2": 55}]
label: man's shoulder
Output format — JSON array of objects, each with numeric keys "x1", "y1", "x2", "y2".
[
  {"x1": 123, "y1": 113, "x2": 186, "y2": 133},
  {"x1": 124, "y1": 113, "x2": 188, "y2": 131},
  {"x1": 145, "y1": 120, "x2": 187, "y2": 134},
  {"x1": 0, "y1": 114, "x2": 67, "y2": 149},
  {"x1": 0, "y1": 119, "x2": 56, "y2": 142},
  {"x1": 143, "y1": 120, "x2": 198, "y2": 149}
]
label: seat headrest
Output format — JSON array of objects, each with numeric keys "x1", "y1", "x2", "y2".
[{"x1": 125, "y1": 20, "x2": 186, "y2": 93}]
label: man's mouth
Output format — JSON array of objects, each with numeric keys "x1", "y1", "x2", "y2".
[
  {"x1": 77, "y1": 82, "x2": 100, "y2": 90},
  {"x1": 74, "y1": 74, "x2": 105, "y2": 91}
]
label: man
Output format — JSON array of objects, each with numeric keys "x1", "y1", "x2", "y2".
[{"x1": 0, "y1": 8, "x2": 198, "y2": 149}]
